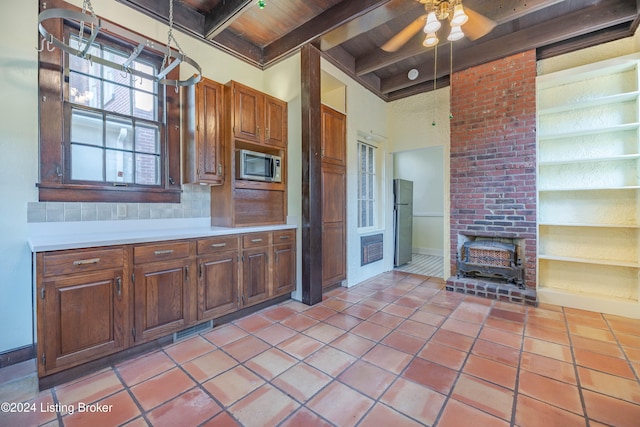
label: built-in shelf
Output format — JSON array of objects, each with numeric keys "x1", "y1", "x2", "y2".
[
  {"x1": 539, "y1": 186, "x2": 640, "y2": 192},
  {"x1": 538, "y1": 91, "x2": 640, "y2": 115},
  {"x1": 538, "y1": 254, "x2": 640, "y2": 268},
  {"x1": 536, "y1": 52, "x2": 640, "y2": 318},
  {"x1": 538, "y1": 153, "x2": 640, "y2": 166},
  {"x1": 539, "y1": 222, "x2": 639, "y2": 228},
  {"x1": 538, "y1": 123, "x2": 640, "y2": 140}
]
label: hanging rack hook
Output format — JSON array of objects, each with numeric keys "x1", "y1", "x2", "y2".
[
  {"x1": 46, "y1": 34, "x2": 55, "y2": 52},
  {"x1": 174, "y1": 81, "x2": 179, "y2": 93},
  {"x1": 36, "y1": 36, "x2": 46, "y2": 52}
]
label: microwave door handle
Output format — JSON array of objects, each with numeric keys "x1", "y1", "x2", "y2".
[{"x1": 269, "y1": 157, "x2": 275, "y2": 181}]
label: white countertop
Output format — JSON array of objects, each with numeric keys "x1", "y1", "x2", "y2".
[{"x1": 28, "y1": 218, "x2": 297, "y2": 252}]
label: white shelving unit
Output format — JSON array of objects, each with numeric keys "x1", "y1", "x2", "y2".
[{"x1": 536, "y1": 53, "x2": 640, "y2": 318}]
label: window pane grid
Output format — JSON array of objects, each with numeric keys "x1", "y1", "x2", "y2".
[
  {"x1": 357, "y1": 141, "x2": 376, "y2": 228},
  {"x1": 66, "y1": 33, "x2": 162, "y2": 187}
]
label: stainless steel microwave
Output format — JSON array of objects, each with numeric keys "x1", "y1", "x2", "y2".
[{"x1": 237, "y1": 149, "x2": 282, "y2": 182}]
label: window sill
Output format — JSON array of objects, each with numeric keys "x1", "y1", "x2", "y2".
[{"x1": 37, "y1": 184, "x2": 181, "y2": 203}]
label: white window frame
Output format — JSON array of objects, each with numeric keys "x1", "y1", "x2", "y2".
[{"x1": 357, "y1": 140, "x2": 377, "y2": 229}]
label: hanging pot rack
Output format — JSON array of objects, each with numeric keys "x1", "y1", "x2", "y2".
[{"x1": 37, "y1": 0, "x2": 202, "y2": 88}]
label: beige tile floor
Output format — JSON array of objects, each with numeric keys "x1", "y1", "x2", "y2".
[{"x1": 1, "y1": 271, "x2": 639, "y2": 426}]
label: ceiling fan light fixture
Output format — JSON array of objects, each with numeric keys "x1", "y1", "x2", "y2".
[
  {"x1": 447, "y1": 25, "x2": 464, "y2": 41},
  {"x1": 423, "y1": 32, "x2": 439, "y2": 47},
  {"x1": 424, "y1": 12, "x2": 441, "y2": 33},
  {"x1": 450, "y1": 4, "x2": 468, "y2": 26}
]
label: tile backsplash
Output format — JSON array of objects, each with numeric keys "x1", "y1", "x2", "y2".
[{"x1": 27, "y1": 184, "x2": 211, "y2": 223}]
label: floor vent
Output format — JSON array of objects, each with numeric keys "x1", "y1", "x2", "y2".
[{"x1": 173, "y1": 321, "x2": 213, "y2": 342}]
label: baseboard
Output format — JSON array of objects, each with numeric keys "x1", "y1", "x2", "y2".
[{"x1": 0, "y1": 345, "x2": 36, "y2": 369}]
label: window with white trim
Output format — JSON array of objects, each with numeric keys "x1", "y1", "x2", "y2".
[{"x1": 357, "y1": 140, "x2": 376, "y2": 228}]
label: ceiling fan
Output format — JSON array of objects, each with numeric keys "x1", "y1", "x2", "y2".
[{"x1": 381, "y1": 0, "x2": 497, "y2": 52}]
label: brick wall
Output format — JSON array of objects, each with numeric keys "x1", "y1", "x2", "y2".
[{"x1": 449, "y1": 50, "x2": 537, "y2": 289}]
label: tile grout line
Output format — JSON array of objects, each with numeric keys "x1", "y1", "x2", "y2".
[{"x1": 561, "y1": 307, "x2": 591, "y2": 426}]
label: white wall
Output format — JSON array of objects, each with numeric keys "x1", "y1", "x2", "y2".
[
  {"x1": 0, "y1": 1, "x2": 40, "y2": 353},
  {"x1": 387, "y1": 88, "x2": 452, "y2": 277}
]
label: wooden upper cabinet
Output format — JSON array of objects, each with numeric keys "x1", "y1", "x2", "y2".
[
  {"x1": 183, "y1": 77, "x2": 224, "y2": 185},
  {"x1": 231, "y1": 82, "x2": 264, "y2": 144},
  {"x1": 321, "y1": 104, "x2": 346, "y2": 167},
  {"x1": 229, "y1": 81, "x2": 287, "y2": 148},
  {"x1": 264, "y1": 95, "x2": 287, "y2": 148}
]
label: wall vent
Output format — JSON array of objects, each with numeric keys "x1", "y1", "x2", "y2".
[
  {"x1": 361, "y1": 234, "x2": 383, "y2": 266},
  {"x1": 173, "y1": 321, "x2": 213, "y2": 342}
]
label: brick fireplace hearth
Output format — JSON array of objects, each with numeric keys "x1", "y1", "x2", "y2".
[{"x1": 447, "y1": 50, "x2": 537, "y2": 305}]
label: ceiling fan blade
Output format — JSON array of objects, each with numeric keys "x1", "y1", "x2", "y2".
[
  {"x1": 381, "y1": 15, "x2": 426, "y2": 52},
  {"x1": 463, "y1": 7, "x2": 497, "y2": 41}
]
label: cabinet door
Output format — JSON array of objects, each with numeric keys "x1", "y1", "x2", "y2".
[
  {"x1": 196, "y1": 78, "x2": 224, "y2": 184},
  {"x1": 264, "y1": 95, "x2": 287, "y2": 148},
  {"x1": 322, "y1": 222, "x2": 346, "y2": 288},
  {"x1": 198, "y1": 251, "x2": 239, "y2": 320},
  {"x1": 232, "y1": 83, "x2": 264, "y2": 143},
  {"x1": 321, "y1": 165, "x2": 346, "y2": 288},
  {"x1": 321, "y1": 104, "x2": 346, "y2": 166},
  {"x1": 242, "y1": 247, "x2": 269, "y2": 306},
  {"x1": 133, "y1": 259, "x2": 192, "y2": 343},
  {"x1": 272, "y1": 243, "x2": 295, "y2": 296},
  {"x1": 40, "y1": 269, "x2": 126, "y2": 375}
]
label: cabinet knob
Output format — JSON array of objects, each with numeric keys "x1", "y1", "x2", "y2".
[
  {"x1": 251, "y1": 238, "x2": 263, "y2": 243},
  {"x1": 217, "y1": 163, "x2": 222, "y2": 176},
  {"x1": 116, "y1": 277, "x2": 122, "y2": 297}
]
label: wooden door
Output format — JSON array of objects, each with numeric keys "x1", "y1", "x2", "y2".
[
  {"x1": 133, "y1": 259, "x2": 192, "y2": 343},
  {"x1": 242, "y1": 247, "x2": 269, "y2": 306},
  {"x1": 321, "y1": 163, "x2": 347, "y2": 288},
  {"x1": 41, "y1": 269, "x2": 126, "y2": 374},
  {"x1": 264, "y1": 95, "x2": 287, "y2": 148},
  {"x1": 195, "y1": 78, "x2": 224, "y2": 184},
  {"x1": 272, "y1": 242, "x2": 295, "y2": 296},
  {"x1": 321, "y1": 105, "x2": 346, "y2": 166},
  {"x1": 198, "y1": 251, "x2": 239, "y2": 320},
  {"x1": 232, "y1": 82, "x2": 264, "y2": 143}
]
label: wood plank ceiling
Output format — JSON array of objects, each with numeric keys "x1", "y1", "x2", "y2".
[{"x1": 116, "y1": 0, "x2": 640, "y2": 101}]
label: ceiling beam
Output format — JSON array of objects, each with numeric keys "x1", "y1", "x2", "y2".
[
  {"x1": 379, "y1": 1, "x2": 638, "y2": 94},
  {"x1": 318, "y1": 0, "x2": 421, "y2": 51},
  {"x1": 204, "y1": 0, "x2": 254, "y2": 40},
  {"x1": 115, "y1": 0, "x2": 205, "y2": 38},
  {"x1": 356, "y1": 0, "x2": 600, "y2": 76},
  {"x1": 262, "y1": 0, "x2": 393, "y2": 65}
]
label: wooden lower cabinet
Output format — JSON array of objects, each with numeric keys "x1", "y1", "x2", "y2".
[
  {"x1": 242, "y1": 233, "x2": 271, "y2": 306},
  {"x1": 272, "y1": 230, "x2": 296, "y2": 296},
  {"x1": 35, "y1": 229, "x2": 296, "y2": 379},
  {"x1": 198, "y1": 252, "x2": 239, "y2": 320},
  {"x1": 133, "y1": 258, "x2": 195, "y2": 343},
  {"x1": 36, "y1": 248, "x2": 128, "y2": 377}
]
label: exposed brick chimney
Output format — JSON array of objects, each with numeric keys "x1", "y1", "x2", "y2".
[{"x1": 448, "y1": 50, "x2": 537, "y2": 303}]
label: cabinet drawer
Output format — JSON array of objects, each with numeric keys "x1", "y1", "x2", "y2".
[
  {"x1": 242, "y1": 232, "x2": 271, "y2": 248},
  {"x1": 273, "y1": 229, "x2": 295, "y2": 244},
  {"x1": 134, "y1": 241, "x2": 191, "y2": 264},
  {"x1": 197, "y1": 236, "x2": 239, "y2": 255},
  {"x1": 43, "y1": 248, "x2": 124, "y2": 277}
]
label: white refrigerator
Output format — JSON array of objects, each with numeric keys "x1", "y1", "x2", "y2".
[{"x1": 393, "y1": 179, "x2": 413, "y2": 267}]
